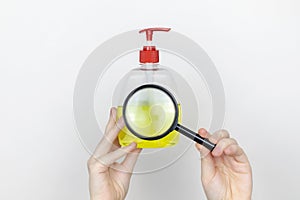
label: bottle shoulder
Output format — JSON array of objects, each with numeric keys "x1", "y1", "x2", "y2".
[{"x1": 113, "y1": 65, "x2": 180, "y2": 105}]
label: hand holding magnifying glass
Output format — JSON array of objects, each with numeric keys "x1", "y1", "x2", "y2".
[{"x1": 122, "y1": 84, "x2": 216, "y2": 152}]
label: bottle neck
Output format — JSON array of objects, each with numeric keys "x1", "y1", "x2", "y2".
[{"x1": 140, "y1": 63, "x2": 158, "y2": 69}]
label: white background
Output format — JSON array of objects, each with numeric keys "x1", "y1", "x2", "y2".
[{"x1": 1, "y1": 0, "x2": 300, "y2": 199}]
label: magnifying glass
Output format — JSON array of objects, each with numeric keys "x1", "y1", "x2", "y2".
[{"x1": 123, "y1": 84, "x2": 216, "y2": 151}]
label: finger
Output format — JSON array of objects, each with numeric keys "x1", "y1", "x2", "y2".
[
  {"x1": 122, "y1": 148, "x2": 142, "y2": 173},
  {"x1": 195, "y1": 128, "x2": 211, "y2": 157},
  {"x1": 98, "y1": 142, "x2": 137, "y2": 167},
  {"x1": 196, "y1": 129, "x2": 229, "y2": 153},
  {"x1": 199, "y1": 128, "x2": 209, "y2": 138},
  {"x1": 105, "y1": 107, "x2": 117, "y2": 132},
  {"x1": 196, "y1": 129, "x2": 215, "y2": 184},
  {"x1": 110, "y1": 137, "x2": 121, "y2": 152},
  {"x1": 210, "y1": 129, "x2": 230, "y2": 143},
  {"x1": 224, "y1": 144, "x2": 249, "y2": 163},
  {"x1": 93, "y1": 117, "x2": 125, "y2": 157},
  {"x1": 212, "y1": 138, "x2": 238, "y2": 157},
  {"x1": 104, "y1": 116, "x2": 125, "y2": 151},
  {"x1": 198, "y1": 129, "x2": 231, "y2": 185}
]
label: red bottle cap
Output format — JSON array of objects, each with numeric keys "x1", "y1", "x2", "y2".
[{"x1": 139, "y1": 28, "x2": 171, "y2": 63}]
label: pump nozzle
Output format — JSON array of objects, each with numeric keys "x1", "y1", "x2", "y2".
[
  {"x1": 139, "y1": 28, "x2": 171, "y2": 41},
  {"x1": 139, "y1": 27, "x2": 171, "y2": 63}
]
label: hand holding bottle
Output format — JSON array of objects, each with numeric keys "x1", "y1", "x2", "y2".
[{"x1": 87, "y1": 108, "x2": 141, "y2": 200}]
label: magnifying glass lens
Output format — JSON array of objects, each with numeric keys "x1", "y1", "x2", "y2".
[{"x1": 124, "y1": 88, "x2": 176, "y2": 138}]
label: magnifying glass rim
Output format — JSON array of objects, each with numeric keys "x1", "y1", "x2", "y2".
[{"x1": 123, "y1": 84, "x2": 179, "y2": 140}]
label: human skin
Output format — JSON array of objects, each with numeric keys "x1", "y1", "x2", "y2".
[
  {"x1": 88, "y1": 108, "x2": 252, "y2": 200},
  {"x1": 87, "y1": 108, "x2": 141, "y2": 200},
  {"x1": 196, "y1": 128, "x2": 253, "y2": 200}
]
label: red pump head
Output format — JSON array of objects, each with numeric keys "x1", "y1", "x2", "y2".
[{"x1": 139, "y1": 27, "x2": 171, "y2": 63}]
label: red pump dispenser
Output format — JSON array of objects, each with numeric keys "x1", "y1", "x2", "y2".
[{"x1": 139, "y1": 28, "x2": 171, "y2": 63}]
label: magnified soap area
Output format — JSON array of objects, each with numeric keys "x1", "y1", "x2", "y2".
[{"x1": 117, "y1": 104, "x2": 181, "y2": 148}]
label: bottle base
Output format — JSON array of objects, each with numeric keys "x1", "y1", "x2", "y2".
[{"x1": 119, "y1": 139, "x2": 178, "y2": 148}]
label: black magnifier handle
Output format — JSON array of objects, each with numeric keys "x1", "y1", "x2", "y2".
[{"x1": 175, "y1": 124, "x2": 216, "y2": 151}]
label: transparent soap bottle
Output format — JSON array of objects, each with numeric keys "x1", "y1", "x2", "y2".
[{"x1": 113, "y1": 28, "x2": 182, "y2": 148}]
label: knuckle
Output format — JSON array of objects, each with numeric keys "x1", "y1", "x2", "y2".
[
  {"x1": 102, "y1": 135, "x2": 113, "y2": 145},
  {"x1": 87, "y1": 157, "x2": 101, "y2": 171},
  {"x1": 217, "y1": 139, "x2": 227, "y2": 147},
  {"x1": 87, "y1": 157, "x2": 95, "y2": 167},
  {"x1": 113, "y1": 123, "x2": 122, "y2": 133},
  {"x1": 87, "y1": 158, "x2": 94, "y2": 170},
  {"x1": 217, "y1": 138, "x2": 230, "y2": 147},
  {"x1": 230, "y1": 138, "x2": 238, "y2": 144},
  {"x1": 218, "y1": 129, "x2": 230, "y2": 138}
]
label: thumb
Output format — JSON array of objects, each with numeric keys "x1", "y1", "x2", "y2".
[
  {"x1": 98, "y1": 142, "x2": 137, "y2": 168},
  {"x1": 195, "y1": 129, "x2": 215, "y2": 184}
]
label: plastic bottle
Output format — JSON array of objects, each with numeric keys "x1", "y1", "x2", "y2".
[{"x1": 113, "y1": 27, "x2": 182, "y2": 148}]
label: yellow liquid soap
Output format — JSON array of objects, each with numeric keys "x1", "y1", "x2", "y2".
[{"x1": 117, "y1": 104, "x2": 181, "y2": 148}]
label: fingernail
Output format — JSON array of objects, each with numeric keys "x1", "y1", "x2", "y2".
[
  {"x1": 130, "y1": 142, "x2": 137, "y2": 148},
  {"x1": 200, "y1": 128, "x2": 206, "y2": 134},
  {"x1": 125, "y1": 142, "x2": 137, "y2": 150},
  {"x1": 111, "y1": 107, "x2": 117, "y2": 116}
]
